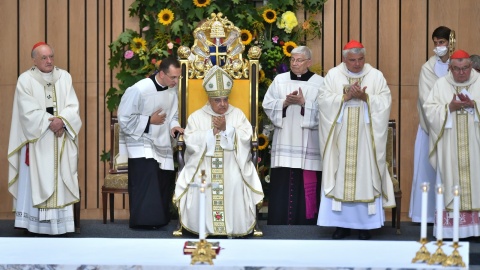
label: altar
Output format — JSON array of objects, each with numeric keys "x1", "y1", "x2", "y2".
[{"x1": 0, "y1": 237, "x2": 470, "y2": 269}]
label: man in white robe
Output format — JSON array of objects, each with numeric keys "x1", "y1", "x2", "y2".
[
  {"x1": 7, "y1": 42, "x2": 82, "y2": 235},
  {"x1": 410, "y1": 26, "x2": 452, "y2": 223},
  {"x1": 424, "y1": 49, "x2": 480, "y2": 239},
  {"x1": 174, "y1": 66, "x2": 264, "y2": 237},
  {"x1": 118, "y1": 57, "x2": 184, "y2": 229},
  {"x1": 317, "y1": 40, "x2": 395, "y2": 240},
  {"x1": 262, "y1": 46, "x2": 324, "y2": 225}
]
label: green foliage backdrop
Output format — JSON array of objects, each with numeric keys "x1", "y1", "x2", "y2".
[{"x1": 107, "y1": 0, "x2": 326, "y2": 112}]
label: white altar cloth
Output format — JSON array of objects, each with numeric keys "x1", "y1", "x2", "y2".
[{"x1": 0, "y1": 238, "x2": 470, "y2": 269}]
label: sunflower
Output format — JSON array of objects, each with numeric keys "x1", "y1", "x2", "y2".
[
  {"x1": 262, "y1": 9, "x2": 277, "y2": 24},
  {"x1": 158, "y1": 9, "x2": 174, "y2": 26},
  {"x1": 240, "y1": 29, "x2": 253, "y2": 45},
  {"x1": 130, "y1": 37, "x2": 147, "y2": 54},
  {"x1": 282, "y1": 41, "x2": 297, "y2": 57},
  {"x1": 258, "y1": 134, "x2": 269, "y2": 151},
  {"x1": 193, "y1": 0, "x2": 211, "y2": 7}
]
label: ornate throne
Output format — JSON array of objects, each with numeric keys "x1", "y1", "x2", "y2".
[{"x1": 173, "y1": 12, "x2": 263, "y2": 237}]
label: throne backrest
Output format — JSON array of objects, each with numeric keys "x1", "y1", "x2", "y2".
[{"x1": 176, "y1": 12, "x2": 261, "y2": 130}]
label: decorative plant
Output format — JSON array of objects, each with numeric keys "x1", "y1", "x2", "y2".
[{"x1": 107, "y1": 0, "x2": 327, "y2": 185}]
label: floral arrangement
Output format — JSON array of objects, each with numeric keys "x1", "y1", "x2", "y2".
[{"x1": 107, "y1": 0, "x2": 327, "y2": 189}]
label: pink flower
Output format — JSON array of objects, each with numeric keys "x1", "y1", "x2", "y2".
[
  {"x1": 167, "y1": 42, "x2": 174, "y2": 49},
  {"x1": 124, "y1": 50, "x2": 134, "y2": 59},
  {"x1": 272, "y1": 36, "x2": 279, "y2": 44},
  {"x1": 142, "y1": 26, "x2": 150, "y2": 31}
]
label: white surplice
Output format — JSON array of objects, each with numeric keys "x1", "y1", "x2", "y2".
[
  {"x1": 409, "y1": 56, "x2": 448, "y2": 223},
  {"x1": 317, "y1": 63, "x2": 395, "y2": 229},
  {"x1": 262, "y1": 71, "x2": 324, "y2": 171}
]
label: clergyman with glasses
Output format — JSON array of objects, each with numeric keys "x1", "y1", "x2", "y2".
[
  {"x1": 117, "y1": 56, "x2": 184, "y2": 229},
  {"x1": 317, "y1": 40, "x2": 395, "y2": 241},
  {"x1": 424, "y1": 49, "x2": 480, "y2": 239},
  {"x1": 262, "y1": 46, "x2": 324, "y2": 225}
]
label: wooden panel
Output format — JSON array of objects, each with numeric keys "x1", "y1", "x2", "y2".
[
  {"x1": 85, "y1": 0, "x2": 99, "y2": 209},
  {"x1": 19, "y1": 0, "x2": 45, "y2": 72},
  {"x1": 321, "y1": 0, "x2": 337, "y2": 72},
  {"x1": 361, "y1": 0, "x2": 377, "y2": 67},
  {"x1": 457, "y1": 1, "x2": 480, "y2": 54},
  {"x1": 47, "y1": 0, "x2": 68, "y2": 69},
  {"x1": 0, "y1": 0, "x2": 18, "y2": 215},
  {"x1": 69, "y1": 0, "x2": 87, "y2": 208},
  {"x1": 378, "y1": 0, "x2": 399, "y2": 86},
  {"x1": 399, "y1": 85, "x2": 418, "y2": 215}
]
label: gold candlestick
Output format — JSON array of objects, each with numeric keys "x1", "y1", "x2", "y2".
[
  {"x1": 412, "y1": 238, "x2": 431, "y2": 263},
  {"x1": 191, "y1": 239, "x2": 217, "y2": 265},
  {"x1": 442, "y1": 242, "x2": 465, "y2": 267},
  {"x1": 427, "y1": 240, "x2": 447, "y2": 265}
]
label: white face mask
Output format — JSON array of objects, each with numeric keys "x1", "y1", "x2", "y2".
[{"x1": 433, "y1": 46, "x2": 448, "y2": 57}]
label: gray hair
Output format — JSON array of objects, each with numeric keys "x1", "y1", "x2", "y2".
[
  {"x1": 291, "y1": 46, "x2": 312, "y2": 59},
  {"x1": 342, "y1": 47, "x2": 366, "y2": 58},
  {"x1": 470, "y1": 54, "x2": 480, "y2": 71}
]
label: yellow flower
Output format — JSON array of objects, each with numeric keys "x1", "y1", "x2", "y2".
[
  {"x1": 282, "y1": 41, "x2": 297, "y2": 57},
  {"x1": 262, "y1": 9, "x2": 277, "y2": 24},
  {"x1": 277, "y1": 11, "x2": 298, "y2": 33},
  {"x1": 193, "y1": 0, "x2": 211, "y2": 7},
  {"x1": 258, "y1": 134, "x2": 269, "y2": 150},
  {"x1": 240, "y1": 29, "x2": 253, "y2": 45},
  {"x1": 158, "y1": 9, "x2": 174, "y2": 26},
  {"x1": 130, "y1": 37, "x2": 147, "y2": 54},
  {"x1": 259, "y1": 69, "x2": 265, "y2": 82}
]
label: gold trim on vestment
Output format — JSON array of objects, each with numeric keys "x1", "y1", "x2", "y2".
[
  {"x1": 37, "y1": 85, "x2": 59, "y2": 209},
  {"x1": 344, "y1": 107, "x2": 359, "y2": 201},
  {"x1": 211, "y1": 133, "x2": 226, "y2": 235},
  {"x1": 455, "y1": 87, "x2": 473, "y2": 210}
]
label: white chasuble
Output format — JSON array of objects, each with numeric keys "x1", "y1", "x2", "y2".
[
  {"x1": 317, "y1": 63, "x2": 395, "y2": 229},
  {"x1": 174, "y1": 105, "x2": 264, "y2": 237},
  {"x1": 8, "y1": 66, "x2": 82, "y2": 234}
]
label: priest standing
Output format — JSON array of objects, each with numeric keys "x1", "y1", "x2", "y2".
[
  {"x1": 317, "y1": 40, "x2": 395, "y2": 240},
  {"x1": 118, "y1": 56, "x2": 184, "y2": 229},
  {"x1": 424, "y1": 49, "x2": 480, "y2": 239},
  {"x1": 262, "y1": 46, "x2": 324, "y2": 225},
  {"x1": 8, "y1": 42, "x2": 82, "y2": 235}
]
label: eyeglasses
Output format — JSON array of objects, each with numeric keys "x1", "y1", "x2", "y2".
[
  {"x1": 451, "y1": 66, "x2": 471, "y2": 73},
  {"x1": 290, "y1": 58, "x2": 310, "y2": 64},
  {"x1": 165, "y1": 73, "x2": 183, "y2": 81}
]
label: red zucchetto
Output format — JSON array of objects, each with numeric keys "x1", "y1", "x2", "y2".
[
  {"x1": 32, "y1": 42, "x2": 47, "y2": 52},
  {"x1": 343, "y1": 40, "x2": 364, "y2": 50},
  {"x1": 450, "y1": 49, "x2": 470, "y2": 59}
]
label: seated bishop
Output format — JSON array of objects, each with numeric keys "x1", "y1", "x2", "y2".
[{"x1": 174, "y1": 65, "x2": 264, "y2": 238}]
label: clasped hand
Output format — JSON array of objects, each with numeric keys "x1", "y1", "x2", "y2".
[
  {"x1": 48, "y1": 117, "x2": 65, "y2": 137},
  {"x1": 284, "y1": 87, "x2": 306, "y2": 107},
  {"x1": 213, "y1": 115, "x2": 226, "y2": 135},
  {"x1": 450, "y1": 93, "x2": 474, "y2": 112},
  {"x1": 345, "y1": 82, "x2": 367, "y2": 102}
]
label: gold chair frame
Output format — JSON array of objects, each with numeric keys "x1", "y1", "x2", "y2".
[{"x1": 173, "y1": 12, "x2": 262, "y2": 237}]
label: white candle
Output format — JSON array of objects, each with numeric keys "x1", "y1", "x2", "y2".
[
  {"x1": 199, "y1": 184, "x2": 206, "y2": 240},
  {"x1": 453, "y1": 185, "x2": 460, "y2": 243},
  {"x1": 420, "y1": 182, "x2": 429, "y2": 239},
  {"x1": 436, "y1": 184, "x2": 444, "y2": 240}
]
